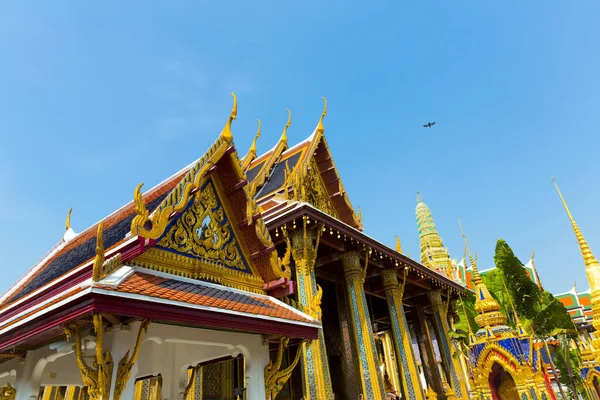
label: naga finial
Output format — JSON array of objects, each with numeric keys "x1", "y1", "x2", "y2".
[
  {"x1": 92, "y1": 222, "x2": 105, "y2": 282},
  {"x1": 66, "y1": 207, "x2": 73, "y2": 231},
  {"x1": 281, "y1": 108, "x2": 291, "y2": 144},
  {"x1": 251, "y1": 119, "x2": 261, "y2": 153},
  {"x1": 395, "y1": 235, "x2": 403, "y2": 254},
  {"x1": 317, "y1": 97, "x2": 327, "y2": 134},
  {"x1": 220, "y1": 92, "x2": 237, "y2": 144}
]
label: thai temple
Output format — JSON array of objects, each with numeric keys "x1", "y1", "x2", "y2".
[
  {"x1": 415, "y1": 194, "x2": 594, "y2": 329},
  {"x1": 551, "y1": 178, "x2": 600, "y2": 398},
  {"x1": 459, "y1": 222, "x2": 556, "y2": 400},
  {"x1": 0, "y1": 96, "x2": 472, "y2": 400}
]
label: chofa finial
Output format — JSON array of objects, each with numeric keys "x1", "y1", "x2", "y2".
[
  {"x1": 395, "y1": 235, "x2": 403, "y2": 254},
  {"x1": 281, "y1": 108, "x2": 291, "y2": 144},
  {"x1": 317, "y1": 97, "x2": 327, "y2": 134},
  {"x1": 220, "y1": 93, "x2": 237, "y2": 144},
  {"x1": 251, "y1": 119, "x2": 261, "y2": 153},
  {"x1": 66, "y1": 207, "x2": 73, "y2": 231}
]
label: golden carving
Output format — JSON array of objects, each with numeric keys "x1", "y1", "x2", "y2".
[
  {"x1": 114, "y1": 320, "x2": 151, "y2": 400},
  {"x1": 131, "y1": 183, "x2": 150, "y2": 235},
  {"x1": 395, "y1": 235, "x2": 402, "y2": 253},
  {"x1": 425, "y1": 385, "x2": 438, "y2": 400},
  {"x1": 131, "y1": 96, "x2": 236, "y2": 240},
  {"x1": 241, "y1": 119, "x2": 261, "y2": 171},
  {"x1": 131, "y1": 247, "x2": 264, "y2": 293},
  {"x1": 66, "y1": 207, "x2": 73, "y2": 231},
  {"x1": 92, "y1": 222, "x2": 122, "y2": 282},
  {"x1": 0, "y1": 383, "x2": 15, "y2": 400},
  {"x1": 264, "y1": 337, "x2": 305, "y2": 400},
  {"x1": 220, "y1": 93, "x2": 237, "y2": 144},
  {"x1": 92, "y1": 222, "x2": 105, "y2": 282},
  {"x1": 64, "y1": 314, "x2": 114, "y2": 400},
  {"x1": 156, "y1": 181, "x2": 249, "y2": 273},
  {"x1": 316, "y1": 97, "x2": 327, "y2": 135},
  {"x1": 284, "y1": 158, "x2": 338, "y2": 218}
]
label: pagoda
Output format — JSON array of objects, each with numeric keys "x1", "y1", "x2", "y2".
[
  {"x1": 460, "y1": 222, "x2": 556, "y2": 400},
  {"x1": 552, "y1": 178, "x2": 600, "y2": 398},
  {"x1": 416, "y1": 194, "x2": 464, "y2": 285}
]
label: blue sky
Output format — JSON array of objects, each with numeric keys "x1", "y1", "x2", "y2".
[{"x1": 1, "y1": 1, "x2": 599, "y2": 296}]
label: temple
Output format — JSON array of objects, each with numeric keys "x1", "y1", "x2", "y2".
[
  {"x1": 459, "y1": 223, "x2": 556, "y2": 400},
  {"x1": 551, "y1": 178, "x2": 600, "y2": 398},
  {"x1": 0, "y1": 96, "x2": 470, "y2": 400}
]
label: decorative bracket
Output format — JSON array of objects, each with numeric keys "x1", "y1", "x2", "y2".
[{"x1": 264, "y1": 337, "x2": 306, "y2": 400}]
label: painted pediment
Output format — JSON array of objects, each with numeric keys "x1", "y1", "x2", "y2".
[{"x1": 155, "y1": 179, "x2": 252, "y2": 274}]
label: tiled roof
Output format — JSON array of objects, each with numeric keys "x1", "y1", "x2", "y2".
[
  {"x1": 96, "y1": 272, "x2": 317, "y2": 325},
  {"x1": 3, "y1": 169, "x2": 188, "y2": 307}
]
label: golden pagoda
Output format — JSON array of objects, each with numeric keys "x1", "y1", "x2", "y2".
[
  {"x1": 552, "y1": 178, "x2": 600, "y2": 396},
  {"x1": 459, "y1": 221, "x2": 556, "y2": 400},
  {"x1": 416, "y1": 194, "x2": 453, "y2": 277}
]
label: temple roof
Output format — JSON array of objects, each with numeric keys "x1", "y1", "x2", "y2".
[
  {"x1": 1, "y1": 167, "x2": 188, "y2": 307},
  {"x1": 95, "y1": 268, "x2": 318, "y2": 326}
]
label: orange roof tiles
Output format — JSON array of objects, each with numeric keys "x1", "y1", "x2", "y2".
[{"x1": 97, "y1": 272, "x2": 317, "y2": 325}]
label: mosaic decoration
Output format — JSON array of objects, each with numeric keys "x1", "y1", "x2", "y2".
[{"x1": 156, "y1": 180, "x2": 250, "y2": 273}]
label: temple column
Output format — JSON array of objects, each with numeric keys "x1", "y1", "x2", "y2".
[
  {"x1": 414, "y1": 306, "x2": 445, "y2": 399},
  {"x1": 335, "y1": 284, "x2": 361, "y2": 399},
  {"x1": 340, "y1": 251, "x2": 385, "y2": 400},
  {"x1": 428, "y1": 291, "x2": 469, "y2": 400},
  {"x1": 290, "y1": 227, "x2": 333, "y2": 400},
  {"x1": 382, "y1": 269, "x2": 425, "y2": 400}
]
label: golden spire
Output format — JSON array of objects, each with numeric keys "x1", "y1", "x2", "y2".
[
  {"x1": 281, "y1": 108, "x2": 291, "y2": 145},
  {"x1": 416, "y1": 192, "x2": 450, "y2": 272},
  {"x1": 316, "y1": 97, "x2": 327, "y2": 135},
  {"x1": 458, "y1": 219, "x2": 506, "y2": 329},
  {"x1": 66, "y1": 207, "x2": 73, "y2": 231},
  {"x1": 552, "y1": 177, "x2": 599, "y2": 268},
  {"x1": 220, "y1": 93, "x2": 237, "y2": 144},
  {"x1": 458, "y1": 218, "x2": 482, "y2": 285},
  {"x1": 241, "y1": 119, "x2": 261, "y2": 170},
  {"x1": 395, "y1": 236, "x2": 403, "y2": 253}
]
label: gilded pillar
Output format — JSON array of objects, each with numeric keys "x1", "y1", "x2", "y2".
[
  {"x1": 428, "y1": 291, "x2": 468, "y2": 400},
  {"x1": 340, "y1": 251, "x2": 385, "y2": 399},
  {"x1": 379, "y1": 331, "x2": 401, "y2": 393},
  {"x1": 290, "y1": 227, "x2": 333, "y2": 400},
  {"x1": 382, "y1": 268, "x2": 425, "y2": 400}
]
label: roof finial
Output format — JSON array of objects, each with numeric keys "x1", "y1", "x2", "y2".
[
  {"x1": 92, "y1": 222, "x2": 105, "y2": 282},
  {"x1": 66, "y1": 207, "x2": 73, "y2": 231},
  {"x1": 316, "y1": 97, "x2": 327, "y2": 135},
  {"x1": 458, "y1": 218, "x2": 482, "y2": 285},
  {"x1": 552, "y1": 176, "x2": 599, "y2": 268},
  {"x1": 417, "y1": 191, "x2": 422, "y2": 203},
  {"x1": 281, "y1": 108, "x2": 291, "y2": 144},
  {"x1": 63, "y1": 207, "x2": 77, "y2": 242},
  {"x1": 220, "y1": 93, "x2": 237, "y2": 144},
  {"x1": 395, "y1": 235, "x2": 403, "y2": 254},
  {"x1": 241, "y1": 119, "x2": 261, "y2": 170}
]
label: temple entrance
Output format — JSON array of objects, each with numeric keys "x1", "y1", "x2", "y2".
[
  {"x1": 489, "y1": 362, "x2": 519, "y2": 400},
  {"x1": 593, "y1": 375, "x2": 600, "y2": 399},
  {"x1": 184, "y1": 356, "x2": 245, "y2": 400}
]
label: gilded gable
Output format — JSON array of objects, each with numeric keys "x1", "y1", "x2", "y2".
[{"x1": 155, "y1": 180, "x2": 250, "y2": 274}]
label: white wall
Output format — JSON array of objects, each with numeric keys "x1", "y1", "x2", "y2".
[{"x1": 0, "y1": 322, "x2": 271, "y2": 400}]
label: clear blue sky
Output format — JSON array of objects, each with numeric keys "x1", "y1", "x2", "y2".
[{"x1": 1, "y1": 1, "x2": 599, "y2": 296}]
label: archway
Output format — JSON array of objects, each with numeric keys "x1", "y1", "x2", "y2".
[
  {"x1": 593, "y1": 375, "x2": 600, "y2": 399},
  {"x1": 489, "y1": 362, "x2": 519, "y2": 400}
]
